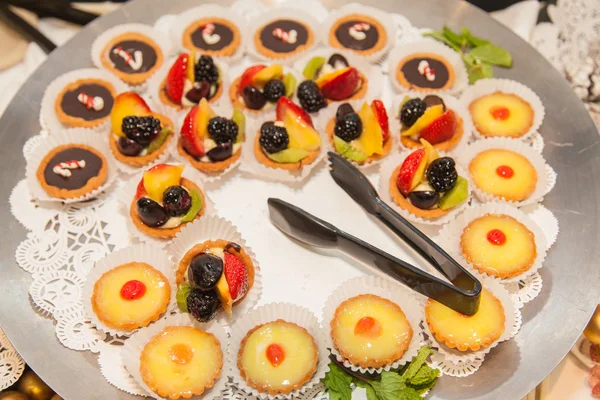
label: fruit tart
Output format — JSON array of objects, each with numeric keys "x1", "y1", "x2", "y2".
[
  {"x1": 397, "y1": 95, "x2": 464, "y2": 151},
  {"x1": 468, "y1": 149, "x2": 538, "y2": 202},
  {"x1": 326, "y1": 100, "x2": 391, "y2": 165},
  {"x1": 178, "y1": 99, "x2": 245, "y2": 173},
  {"x1": 425, "y1": 288, "x2": 505, "y2": 351},
  {"x1": 54, "y1": 78, "x2": 116, "y2": 129},
  {"x1": 181, "y1": 17, "x2": 241, "y2": 57},
  {"x1": 140, "y1": 326, "x2": 223, "y2": 399},
  {"x1": 109, "y1": 92, "x2": 173, "y2": 167},
  {"x1": 298, "y1": 53, "x2": 368, "y2": 113},
  {"x1": 238, "y1": 319, "x2": 319, "y2": 396},
  {"x1": 461, "y1": 214, "x2": 537, "y2": 279},
  {"x1": 131, "y1": 164, "x2": 205, "y2": 239},
  {"x1": 254, "y1": 17, "x2": 314, "y2": 60},
  {"x1": 159, "y1": 53, "x2": 223, "y2": 110},
  {"x1": 91, "y1": 261, "x2": 170, "y2": 331},
  {"x1": 469, "y1": 92, "x2": 534, "y2": 138},
  {"x1": 330, "y1": 294, "x2": 413, "y2": 369},
  {"x1": 176, "y1": 239, "x2": 255, "y2": 322},
  {"x1": 255, "y1": 97, "x2": 322, "y2": 171},
  {"x1": 390, "y1": 141, "x2": 469, "y2": 219},
  {"x1": 229, "y1": 64, "x2": 296, "y2": 113}
]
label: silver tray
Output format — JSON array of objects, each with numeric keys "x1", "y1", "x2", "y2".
[{"x1": 1, "y1": 0, "x2": 599, "y2": 399}]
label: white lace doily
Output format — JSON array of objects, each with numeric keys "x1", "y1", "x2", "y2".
[{"x1": 0, "y1": 327, "x2": 26, "y2": 391}]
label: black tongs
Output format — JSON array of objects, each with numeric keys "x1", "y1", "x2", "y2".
[{"x1": 268, "y1": 152, "x2": 481, "y2": 315}]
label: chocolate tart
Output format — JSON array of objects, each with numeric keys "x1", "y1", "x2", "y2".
[
  {"x1": 325, "y1": 117, "x2": 392, "y2": 165},
  {"x1": 182, "y1": 17, "x2": 241, "y2": 57},
  {"x1": 130, "y1": 178, "x2": 205, "y2": 239},
  {"x1": 101, "y1": 32, "x2": 164, "y2": 85},
  {"x1": 254, "y1": 19, "x2": 314, "y2": 60},
  {"x1": 177, "y1": 138, "x2": 242, "y2": 173},
  {"x1": 328, "y1": 14, "x2": 387, "y2": 56},
  {"x1": 36, "y1": 144, "x2": 108, "y2": 200},
  {"x1": 54, "y1": 78, "x2": 116, "y2": 128},
  {"x1": 253, "y1": 130, "x2": 320, "y2": 171},
  {"x1": 395, "y1": 53, "x2": 455, "y2": 92}
]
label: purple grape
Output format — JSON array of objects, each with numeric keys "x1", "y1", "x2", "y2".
[
  {"x1": 136, "y1": 197, "x2": 168, "y2": 227},
  {"x1": 242, "y1": 85, "x2": 266, "y2": 110},
  {"x1": 117, "y1": 137, "x2": 143, "y2": 156},
  {"x1": 162, "y1": 186, "x2": 192, "y2": 217},
  {"x1": 207, "y1": 142, "x2": 233, "y2": 162}
]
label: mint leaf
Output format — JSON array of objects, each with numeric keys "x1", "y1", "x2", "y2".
[
  {"x1": 370, "y1": 371, "x2": 406, "y2": 400},
  {"x1": 422, "y1": 31, "x2": 461, "y2": 52},
  {"x1": 470, "y1": 44, "x2": 512, "y2": 67},
  {"x1": 468, "y1": 61, "x2": 494, "y2": 84},
  {"x1": 355, "y1": 380, "x2": 378, "y2": 400},
  {"x1": 403, "y1": 346, "x2": 432, "y2": 380},
  {"x1": 323, "y1": 363, "x2": 352, "y2": 400},
  {"x1": 461, "y1": 27, "x2": 490, "y2": 47},
  {"x1": 397, "y1": 387, "x2": 423, "y2": 400},
  {"x1": 410, "y1": 364, "x2": 440, "y2": 386},
  {"x1": 442, "y1": 26, "x2": 464, "y2": 47},
  {"x1": 176, "y1": 283, "x2": 191, "y2": 312}
]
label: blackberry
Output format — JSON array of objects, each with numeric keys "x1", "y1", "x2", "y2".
[
  {"x1": 259, "y1": 122, "x2": 289, "y2": 153},
  {"x1": 426, "y1": 157, "x2": 458, "y2": 192},
  {"x1": 122, "y1": 116, "x2": 161, "y2": 147},
  {"x1": 187, "y1": 289, "x2": 220, "y2": 322},
  {"x1": 162, "y1": 186, "x2": 192, "y2": 217},
  {"x1": 194, "y1": 55, "x2": 219, "y2": 83},
  {"x1": 263, "y1": 79, "x2": 286, "y2": 103},
  {"x1": 334, "y1": 113, "x2": 362, "y2": 142},
  {"x1": 400, "y1": 98, "x2": 426, "y2": 128},
  {"x1": 207, "y1": 117, "x2": 238, "y2": 144},
  {"x1": 297, "y1": 80, "x2": 326, "y2": 113}
]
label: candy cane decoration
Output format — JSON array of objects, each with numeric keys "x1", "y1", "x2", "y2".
[
  {"x1": 418, "y1": 60, "x2": 436, "y2": 82},
  {"x1": 53, "y1": 160, "x2": 86, "y2": 178},
  {"x1": 272, "y1": 28, "x2": 298, "y2": 44},
  {"x1": 77, "y1": 92, "x2": 105, "y2": 111},
  {"x1": 348, "y1": 23, "x2": 370, "y2": 41},
  {"x1": 201, "y1": 23, "x2": 221, "y2": 45},
  {"x1": 112, "y1": 46, "x2": 143, "y2": 71}
]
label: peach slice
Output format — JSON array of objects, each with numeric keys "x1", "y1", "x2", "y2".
[
  {"x1": 110, "y1": 92, "x2": 152, "y2": 137},
  {"x1": 253, "y1": 64, "x2": 283, "y2": 89},
  {"x1": 355, "y1": 102, "x2": 383, "y2": 156},
  {"x1": 238, "y1": 65, "x2": 266, "y2": 96},
  {"x1": 215, "y1": 274, "x2": 233, "y2": 318},
  {"x1": 397, "y1": 148, "x2": 427, "y2": 195},
  {"x1": 142, "y1": 164, "x2": 184, "y2": 202},
  {"x1": 317, "y1": 67, "x2": 360, "y2": 100}
]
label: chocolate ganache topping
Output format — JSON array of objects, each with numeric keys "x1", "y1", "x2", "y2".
[
  {"x1": 60, "y1": 83, "x2": 114, "y2": 121},
  {"x1": 400, "y1": 57, "x2": 451, "y2": 90},
  {"x1": 259, "y1": 19, "x2": 309, "y2": 54},
  {"x1": 334, "y1": 20, "x2": 380, "y2": 51},
  {"x1": 190, "y1": 22, "x2": 234, "y2": 51},
  {"x1": 43, "y1": 147, "x2": 103, "y2": 190},
  {"x1": 108, "y1": 39, "x2": 158, "y2": 74}
]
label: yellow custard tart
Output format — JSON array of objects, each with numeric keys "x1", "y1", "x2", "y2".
[
  {"x1": 469, "y1": 92, "x2": 534, "y2": 138},
  {"x1": 425, "y1": 289, "x2": 505, "y2": 351},
  {"x1": 330, "y1": 294, "x2": 413, "y2": 368},
  {"x1": 238, "y1": 320, "x2": 318, "y2": 396},
  {"x1": 140, "y1": 326, "x2": 223, "y2": 399}
]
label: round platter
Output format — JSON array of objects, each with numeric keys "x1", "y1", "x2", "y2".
[{"x1": 1, "y1": 0, "x2": 599, "y2": 399}]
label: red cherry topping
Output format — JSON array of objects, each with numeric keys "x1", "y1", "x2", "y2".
[
  {"x1": 120, "y1": 280, "x2": 146, "y2": 300},
  {"x1": 490, "y1": 106, "x2": 510, "y2": 120},
  {"x1": 354, "y1": 317, "x2": 382, "y2": 338},
  {"x1": 496, "y1": 165, "x2": 514, "y2": 179},
  {"x1": 487, "y1": 229, "x2": 507, "y2": 246},
  {"x1": 266, "y1": 344, "x2": 285, "y2": 367}
]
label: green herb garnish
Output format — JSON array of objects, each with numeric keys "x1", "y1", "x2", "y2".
[{"x1": 424, "y1": 26, "x2": 512, "y2": 84}]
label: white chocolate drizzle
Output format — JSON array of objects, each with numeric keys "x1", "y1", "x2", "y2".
[
  {"x1": 77, "y1": 92, "x2": 104, "y2": 111},
  {"x1": 272, "y1": 28, "x2": 298, "y2": 44},
  {"x1": 418, "y1": 60, "x2": 436, "y2": 82},
  {"x1": 53, "y1": 160, "x2": 86, "y2": 178},
  {"x1": 202, "y1": 23, "x2": 221, "y2": 45},
  {"x1": 348, "y1": 23, "x2": 370, "y2": 41},
  {"x1": 112, "y1": 46, "x2": 143, "y2": 71}
]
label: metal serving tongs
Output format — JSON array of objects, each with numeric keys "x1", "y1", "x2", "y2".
[{"x1": 267, "y1": 152, "x2": 482, "y2": 315}]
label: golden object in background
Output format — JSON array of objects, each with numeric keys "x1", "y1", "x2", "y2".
[
  {"x1": 50, "y1": 395, "x2": 63, "y2": 400},
  {"x1": 584, "y1": 304, "x2": 600, "y2": 344},
  {"x1": 15, "y1": 371, "x2": 54, "y2": 400},
  {"x1": 0, "y1": 392, "x2": 29, "y2": 400}
]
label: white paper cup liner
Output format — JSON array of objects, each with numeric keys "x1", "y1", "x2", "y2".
[
  {"x1": 228, "y1": 303, "x2": 329, "y2": 399},
  {"x1": 292, "y1": 47, "x2": 384, "y2": 112},
  {"x1": 169, "y1": 103, "x2": 244, "y2": 183},
  {"x1": 523, "y1": 204, "x2": 559, "y2": 250},
  {"x1": 25, "y1": 129, "x2": 118, "y2": 204},
  {"x1": 390, "y1": 92, "x2": 473, "y2": 155},
  {"x1": 239, "y1": 118, "x2": 326, "y2": 183},
  {"x1": 146, "y1": 55, "x2": 230, "y2": 122},
  {"x1": 387, "y1": 39, "x2": 469, "y2": 95},
  {"x1": 247, "y1": 8, "x2": 320, "y2": 64},
  {"x1": 459, "y1": 78, "x2": 545, "y2": 142},
  {"x1": 121, "y1": 314, "x2": 230, "y2": 400},
  {"x1": 166, "y1": 215, "x2": 263, "y2": 325},
  {"x1": 317, "y1": 98, "x2": 396, "y2": 170},
  {"x1": 117, "y1": 166, "x2": 214, "y2": 247},
  {"x1": 91, "y1": 23, "x2": 173, "y2": 89},
  {"x1": 457, "y1": 137, "x2": 553, "y2": 207},
  {"x1": 423, "y1": 274, "x2": 520, "y2": 364},
  {"x1": 170, "y1": 5, "x2": 248, "y2": 63},
  {"x1": 319, "y1": 3, "x2": 397, "y2": 63},
  {"x1": 437, "y1": 202, "x2": 547, "y2": 284},
  {"x1": 321, "y1": 275, "x2": 424, "y2": 374},
  {"x1": 82, "y1": 243, "x2": 176, "y2": 337},
  {"x1": 40, "y1": 68, "x2": 129, "y2": 134},
  {"x1": 378, "y1": 150, "x2": 472, "y2": 226}
]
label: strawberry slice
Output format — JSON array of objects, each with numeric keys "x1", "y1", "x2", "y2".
[
  {"x1": 371, "y1": 100, "x2": 390, "y2": 142},
  {"x1": 276, "y1": 97, "x2": 313, "y2": 128},
  {"x1": 223, "y1": 252, "x2": 248, "y2": 302},
  {"x1": 238, "y1": 65, "x2": 266, "y2": 96},
  {"x1": 165, "y1": 53, "x2": 189, "y2": 103},
  {"x1": 180, "y1": 106, "x2": 205, "y2": 157},
  {"x1": 135, "y1": 179, "x2": 147, "y2": 199},
  {"x1": 419, "y1": 110, "x2": 457, "y2": 145}
]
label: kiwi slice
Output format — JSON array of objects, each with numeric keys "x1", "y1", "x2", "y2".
[
  {"x1": 439, "y1": 176, "x2": 468, "y2": 210},
  {"x1": 334, "y1": 136, "x2": 368, "y2": 163},
  {"x1": 182, "y1": 189, "x2": 203, "y2": 222},
  {"x1": 266, "y1": 148, "x2": 309, "y2": 163},
  {"x1": 232, "y1": 108, "x2": 245, "y2": 143},
  {"x1": 146, "y1": 126, "x2": 172, "y2": 154},
  {"x1": 303, "y1": 56, "x2": 326, "y2": 80},
  {"x1": 283, "y1": 73, "x2": 297, "y2": 98},
  {"x1": 176, "y1": 283, "x2": 191, "y2": 312}
]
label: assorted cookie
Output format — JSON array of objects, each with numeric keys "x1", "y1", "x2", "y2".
[
  {"x1": 327, "y1": 100, "x2": 391, "y2": 165},
  {"x1": 178, "y1": 99, "x2": 245, "y2": 173},
  {"x1": 253, "y1": 13, "x2": 315, "y2": 60}
]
